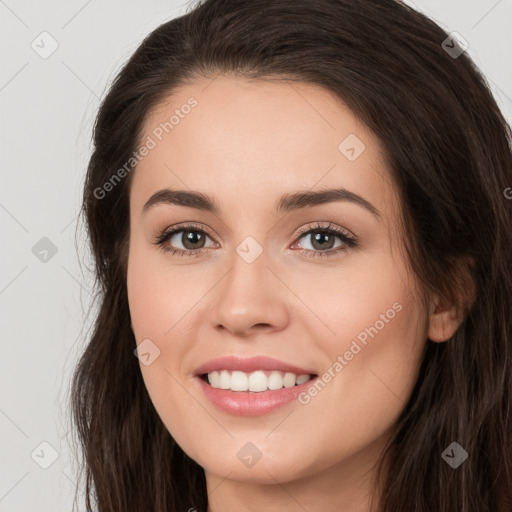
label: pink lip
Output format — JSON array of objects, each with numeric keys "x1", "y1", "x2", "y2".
[
  {"x1": 193, "y1": 355, "x2": 317, "y2": 376},
  {"x1": 194, "y1": 374, "x2": 319, "y2": 416}
]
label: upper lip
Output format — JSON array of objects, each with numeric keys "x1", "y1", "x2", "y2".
[{"x1": 194, "y1": 356, "x2": 317, "y2": 376}]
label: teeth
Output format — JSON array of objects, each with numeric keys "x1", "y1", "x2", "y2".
[
  {"x1": 295, "y1": 374, "x2": 311, "y2": 385},
  {"x1": 268, "y1": 371, "x2": 283, "y2": 390},
  {"x1": 248, "y1": 370, "x2": 267, "y2": 392},
  {"x1": 218, "y1": 370, "x2": 230, "y2": 389},
  {"x1": 231, "y1": 371, "x2": 248, "y2": 391},
  {"x1": 206, "y1": 370, "x2": 313, "y2": 392}
]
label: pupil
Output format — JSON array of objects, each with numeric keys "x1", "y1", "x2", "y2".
[
  {"x1": 312, "y1": 232, "x2": 334, "y2": 250},
  {"x1": 183, "y1": 230, "x2": 204, "y2": 249}
]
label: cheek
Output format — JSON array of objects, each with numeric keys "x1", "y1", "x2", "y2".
[
  {"x1": 127, "y1": 240, "x2": 199, "y2": 339},
  {"x1": 127, "y1": 244, "x2": 206, "y2": 459},
  {"x1": 292, "y1": 251, "x2": 427, "y2": 435},
  {"x1": 288, "y1": 288, "x2": 420, "y2": 452},
  {"x1": 293, "y1": 246, "x2": 425, "y2": 358}
]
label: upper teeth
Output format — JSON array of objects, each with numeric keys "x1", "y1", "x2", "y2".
[{"x1": 207, "y1": 370, "x2": 312, "y2": 392}]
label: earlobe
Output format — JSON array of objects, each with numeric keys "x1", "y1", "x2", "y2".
[
  {"x1": 427, "y1": 298, "x2": 464, "y2": 342},
  {"x1": 428, "y1": 256, "x2": 476, "y2": 343}
]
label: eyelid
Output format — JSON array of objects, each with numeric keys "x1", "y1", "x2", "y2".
[
  {"x1": 156, "y1": 221, "x2": 356, "y2": 242},
  {"x1": 154, "y1": 221, "x2": 216, "y2": 241},
  {"x1": 293, "y1": 221, "x2": 357, "y2": 241},
  {"x1": 154, "y1": 220, "x2": 357, "y2": 257}
]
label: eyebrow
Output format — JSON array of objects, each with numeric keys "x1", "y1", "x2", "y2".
[{"x1": 142, "y1": 187, "x2": 381, "y2": 218}]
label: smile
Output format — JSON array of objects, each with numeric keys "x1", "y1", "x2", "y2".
[
  {"x1": 193, "y1": 355, "x2": 320, "y2": 415},
  {"x1": 202, "y1": 369, "x2": 314, "y2": 392}
]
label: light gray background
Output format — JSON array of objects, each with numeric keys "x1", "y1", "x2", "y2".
[{"x1": 1, "y1": 1, "x2": 511, "y2": 510}]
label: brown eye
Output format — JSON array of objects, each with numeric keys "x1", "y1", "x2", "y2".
[
  {"x1": 154, "y1": 224, "x2": 217, "y2": 256},
  {"x1": 291, "y1": 222, "x2": 358, "y2": 259},
  {"x1": 180, "y1": 230, "x2": 208, "y2": 250},
  {"x1": 302, "y1": 231, "x2": 337, "y2": 251}
]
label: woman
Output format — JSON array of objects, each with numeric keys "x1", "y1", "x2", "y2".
[{"x1": 70, "y1": 0, "x2": 512, "y2": 510}]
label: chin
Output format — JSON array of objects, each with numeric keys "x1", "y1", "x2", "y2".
[{"x1": 199, "y1": 450, "x2": 314, "y2": 484}]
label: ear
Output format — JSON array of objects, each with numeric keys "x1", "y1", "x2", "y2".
[
  {"x1": 427, "y1": 295, "x2": 464, "y2": 342},
  {"x1": 427, "y1": 257, "x2": 476, "y2": 343}
]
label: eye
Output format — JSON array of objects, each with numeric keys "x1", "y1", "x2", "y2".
[
  {"x1": 153, "y1": 222, "x2": 217, "y2": 257},
  {"x1": 153, "y1": 221, "x2": 357, "y2": 259},
  {"x1": 291, "y1": 222, "x2": 357, "y2": 259}
]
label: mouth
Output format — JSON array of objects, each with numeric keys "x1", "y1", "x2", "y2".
[
  {"x1": 195, "y1": 370, "x2": 320, "y2": 416},
  {"x1": 198, "y1": 370, "x2": 318, "y2": 393},
  {"x1": 193, "y1": 355, "x2": 320, "y2": 415}
]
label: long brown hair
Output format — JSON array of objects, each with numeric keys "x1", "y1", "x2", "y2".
[{"x1": 69, "y1": 0, "x2": 512, "y2": 510}]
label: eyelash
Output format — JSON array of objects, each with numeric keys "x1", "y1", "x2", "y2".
[{"x1": 152, "y1": 221, "x2": 358, "y2": 259}]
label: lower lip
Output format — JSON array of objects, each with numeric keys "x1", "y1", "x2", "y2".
[{"x1": 195, "y1": 375, "x2": 318, "y2": 416}]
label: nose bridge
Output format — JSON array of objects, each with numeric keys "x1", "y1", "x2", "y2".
[
  {"x1": 226, "y1": 240, "x2": 268, "y2": 299},
  {"x1": 209, "y1": 238, "x2": 289, "y2": 335}
]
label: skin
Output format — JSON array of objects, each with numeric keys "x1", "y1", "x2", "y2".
[{"x1": 126, "y1": 74, "x2": 463, "y2": 512}]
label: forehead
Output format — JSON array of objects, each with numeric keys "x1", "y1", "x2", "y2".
[{"x1": 131, "y1": 74, "x2": 395, "y2": 216}]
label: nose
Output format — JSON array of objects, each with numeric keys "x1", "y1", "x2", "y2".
[{"x1": 209, "y1": 250, "x2": 290, "y2": 337}]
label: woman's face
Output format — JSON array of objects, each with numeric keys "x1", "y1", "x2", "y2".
[{"x1": 127, "y1": 74, "x2": 429, "y2": 489}]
